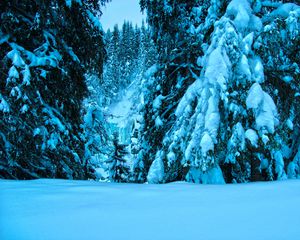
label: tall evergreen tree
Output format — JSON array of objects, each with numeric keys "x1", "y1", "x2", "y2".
[
  {"x1": 254, "y1": 1, "x2": 300, "y2": 179},
  {"x1": 82, "y1": 74, "x2": 110, "y2": 179},
  {"x1": 136, "y1": 0, "x2": 300, "y2": 183},
  {"x1": 0, "y1": 0, "x2": 109, "y2": 179},
  {"x1": 135, "y1": 0, "x2": 212, "y2": 183}
]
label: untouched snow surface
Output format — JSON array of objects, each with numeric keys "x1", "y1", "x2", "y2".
[{"x1": 1, "y1": 179, "x2": 300, "y2": 240}]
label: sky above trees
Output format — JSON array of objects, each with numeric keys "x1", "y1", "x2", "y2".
[{"x1": 101, "y1": 0, "x2": 145, "y2": 30}]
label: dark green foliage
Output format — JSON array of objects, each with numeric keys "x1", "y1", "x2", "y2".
[
  {"x1": 135, "y1": 0, "x2": 212, "y2": 182},
  {"x1": 106, "y1": 133, "x2": 130, "y2": 183},
  {"x1": 137, "y1": 0, "x2": 300, "y2": 183},
  {"x1": 0, "y1": 0, "x2": 109, "y2": 179},
  {"x1": 256, "y1": 8, "x2": 300, "y2": 168}
]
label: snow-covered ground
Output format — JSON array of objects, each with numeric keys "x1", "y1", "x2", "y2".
[{"x1": 1, "y1": 179, "x2": 300, "y2": 240}]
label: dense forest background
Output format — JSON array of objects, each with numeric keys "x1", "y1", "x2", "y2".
[{"x1": 0, "y1": 0, "x2": 299, "y2": 184}]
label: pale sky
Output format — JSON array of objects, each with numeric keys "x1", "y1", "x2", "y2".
[{"x1": 101, "y1": 0, "x2": 146, "y2": 31}]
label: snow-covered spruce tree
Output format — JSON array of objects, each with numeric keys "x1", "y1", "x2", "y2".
[
  {"x1": 0, "y1": 0, "x2": 109, "y2": 179},
  {"x1": 82, "y1": 74, "x2": 110, "y2": 179},
  {"x1": 253, "y1": 1, "x2": 300, "y2": 179},
  {"x1": 137, "y1": 0, "x2": 299, "y2": 183},
  {"x1": 106, "y1": 133, "x2": 130, "y2": 183},
  {"x1": 215, "y1": 1, "x2": 300, "y2": 182},
  {"x1": 135, "y1": 0, "x2": 215, "y2": 183}
]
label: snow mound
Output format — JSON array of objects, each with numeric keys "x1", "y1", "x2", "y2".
[{"x1": 147, "y1": 151, "x2": 165, "y2": 183}]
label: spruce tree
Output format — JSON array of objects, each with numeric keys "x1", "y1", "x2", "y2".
[
  {"x1": 107, "y1": 133, "x2": 130, "y2": 183},
  {"x1": 135, "y1": 0, "x2": 212, "y2": 183},
  {"x1": 137, "y1": 0, "x2": 300, "y2": 183},
  {"x1": 0, "y1": 0, "x2": 109, "y2": 179},
  {"x1": 254, "y1": 1, "x2": 300, "y2": 179},
  {"x1": 82, "y1": 74, "x2": 110, "y2": 179}
]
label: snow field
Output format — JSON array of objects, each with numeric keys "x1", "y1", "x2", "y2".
[{"x1": 1, "y1": 179, "x2": 300, "y2": 240}]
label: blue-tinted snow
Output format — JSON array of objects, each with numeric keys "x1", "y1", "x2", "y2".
[{"x1": 1, "y1": 179, "x2": 300, "y2": 240}]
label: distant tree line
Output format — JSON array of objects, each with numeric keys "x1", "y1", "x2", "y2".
[{"x1": 102, "y1": 20, "x2": 156, "y2": 104}]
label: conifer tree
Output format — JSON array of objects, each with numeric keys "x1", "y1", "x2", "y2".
[
  {"x1": 136, "y1": 0, "x2": 300, "y2": 183},
  {"x1": 107, "y1": 133, "x2": 130, "y2": 183},
  {"x1": 135, "y1": 0, "x2": 211, "y2": 183},
  {"x1": 0, "y1": 0, "x2": 109, "y2": 179},
  {"x1": 254, "y1": 1, "x2": 300, "y2": 179},
  {"x1": 82, "y1": 74, "x2": 109, "y2": 179}
]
